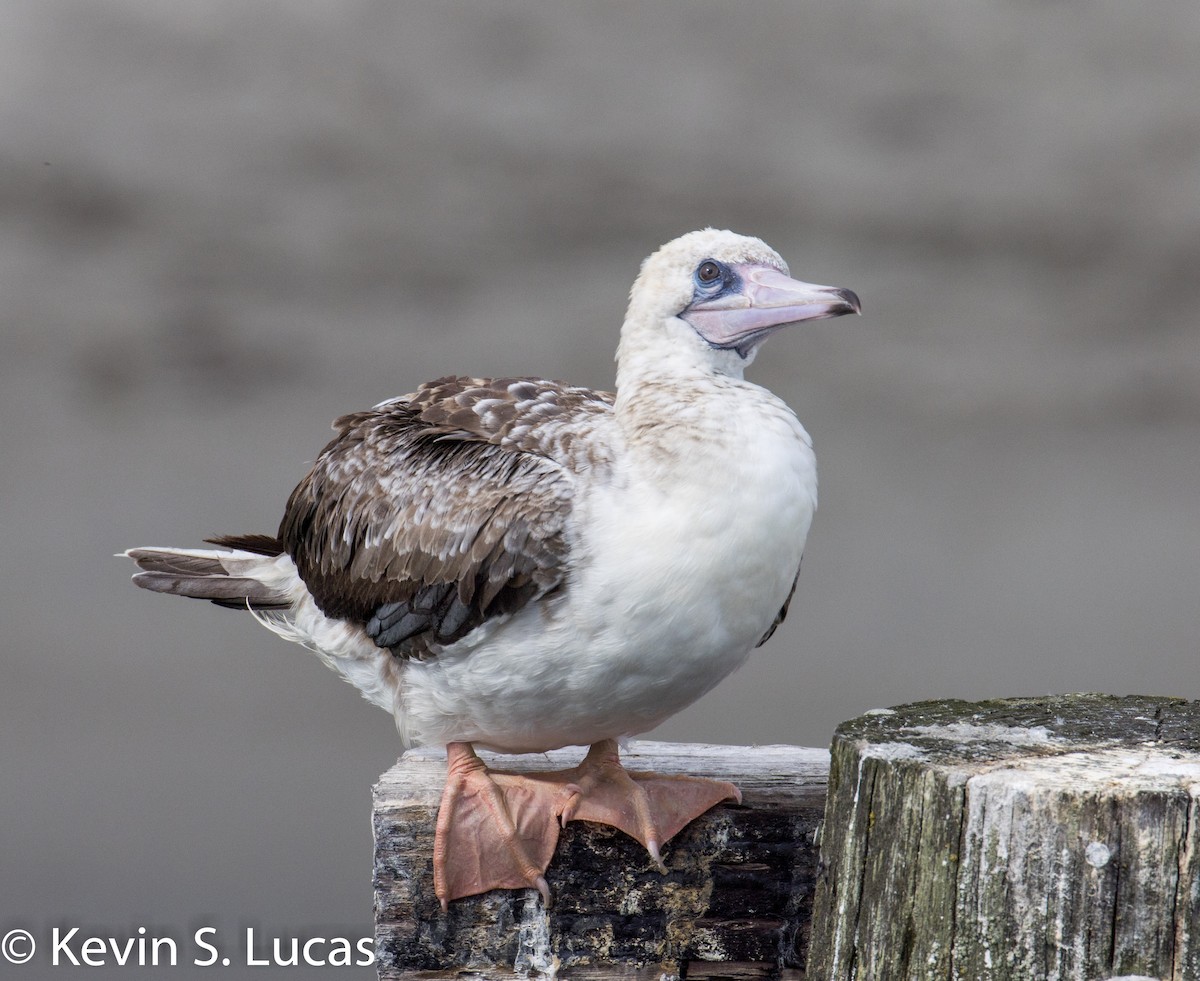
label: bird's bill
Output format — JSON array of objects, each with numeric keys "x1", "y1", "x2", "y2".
[{"x1": 683, "y1": 264, "x2": 861, "y2": 354}]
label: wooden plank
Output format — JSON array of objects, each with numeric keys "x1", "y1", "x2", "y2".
[
  {"x1": 373, "y1": 741, "x2": 828, "y2": 980},
  {"x1": 808, "y1": 694, "x2": 1200, "y2": 981}
]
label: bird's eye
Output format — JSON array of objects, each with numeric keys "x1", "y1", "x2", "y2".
[{"x1": 696, "y1": 260, "x2": 722, "y2": 284}]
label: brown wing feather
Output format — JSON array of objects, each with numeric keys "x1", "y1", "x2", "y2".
[{"x1": 279, "y1": 376, "x2": 613, "y2": 660}]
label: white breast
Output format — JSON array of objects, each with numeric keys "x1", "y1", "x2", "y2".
[{"x1": 396, "y1": 381, "x2": 816, "y2": 752}]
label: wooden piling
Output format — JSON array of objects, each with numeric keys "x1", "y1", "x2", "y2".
[
  {"x1": 373, "y1": 741, "x2": 828, "y2": 980},
  {"x1": 808, "y1": 694, "x2": 1200, "y2": 981}
]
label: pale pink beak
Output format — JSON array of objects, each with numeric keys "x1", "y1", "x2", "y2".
[{"x1": 683, "y1": 263, "x2": 861, "y2": 357}]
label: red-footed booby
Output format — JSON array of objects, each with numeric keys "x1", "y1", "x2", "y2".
[{"x1": 125, "y1": 229, "x2": 860, "y2": 908}]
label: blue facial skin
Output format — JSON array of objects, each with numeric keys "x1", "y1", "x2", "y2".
[
  {"x1": 689, "y1": 259, "x2": 743, "y2": 307},
  {"x1": 685, "y1": 259, "x2": 754, "y2": 355}
]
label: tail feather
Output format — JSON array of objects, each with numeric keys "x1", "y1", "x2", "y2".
[
  {"x1": 126, "y1": 548, "x2": 228, "y2": 578},
  {"x1": 124, "y1": 546, "x2": 292, "y2": 611},
  {"x1": 205, "y1": 534, "x2": 285, "y2": 557}
]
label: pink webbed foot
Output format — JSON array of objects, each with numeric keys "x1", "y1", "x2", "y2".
[
  {"x1": 433, "y1": 743, "x2": 571, "y2": 910},
  {"x1": 556, "y1": 740, "x2": 742, "y2": 869}
]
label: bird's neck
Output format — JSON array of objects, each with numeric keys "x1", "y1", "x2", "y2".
[
  {"x1": 611, "y1": 312, "x2": 802, "y2": 481},
  {"x1": 615, "y1": 313, "x2": 746, "y2": 393}
]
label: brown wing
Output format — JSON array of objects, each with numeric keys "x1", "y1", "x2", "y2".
[{"x1": 279, "y1": 376, "x2": 613, "y2": 660}]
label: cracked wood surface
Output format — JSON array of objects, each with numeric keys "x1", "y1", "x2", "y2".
[
  {"x1": 808, "y1": 694, "x2": 1200, "y2": 981},
  {"x1": 373, "y1": 741, "x2": 828, "y2": 980}
]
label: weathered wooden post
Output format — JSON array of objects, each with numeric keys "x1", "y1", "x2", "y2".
[
  {"x1": 373, "y1": 741, "x2": 828, "y2": 979},
  {"x1": 808, "y1": 694, "x2": 1200, "y2": 981}
]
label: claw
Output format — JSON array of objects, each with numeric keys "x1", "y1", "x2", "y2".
[
  {"x1": 558, "y1": 783, "x2": 584, "y2": 827},
  {"x1": 534, "y1": 875, "x2": 552, "y2": 909}
]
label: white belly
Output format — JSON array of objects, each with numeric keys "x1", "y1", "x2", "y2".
[{"x1": 395, "y1": 395, "x2": 817, "y2": 752}]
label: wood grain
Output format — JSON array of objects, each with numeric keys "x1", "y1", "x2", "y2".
[{"x1": 809, "y1": 694, "x2": 1200, "y2": 981}]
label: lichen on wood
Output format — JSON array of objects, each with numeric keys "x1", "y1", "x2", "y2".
[
  {"x1": 809, "y1": 694, "x2": 1200, "y2": 981},
  {"x1": 373, "y1": 741, "x2": 828, "y2": 980}
]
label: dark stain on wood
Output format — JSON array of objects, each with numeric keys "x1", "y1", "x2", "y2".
[{"x1": 373, "y1": 742, "x2": 828, "y2": 980}]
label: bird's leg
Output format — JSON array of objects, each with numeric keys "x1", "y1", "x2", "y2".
[
  {"x1": 557, "y1": 739, "x2": 741, "y2": 869},
  {"x1": 433, "y1": 742, "x2": 567, "y2": 910}
]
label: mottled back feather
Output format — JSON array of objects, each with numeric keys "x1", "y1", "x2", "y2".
[{"x1": 277, "y1": 376, "x2": 614, "y2": 660}]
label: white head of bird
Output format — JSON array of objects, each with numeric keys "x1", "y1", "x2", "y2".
[{"x1": 616, "y1": 228, "x2": 860, "y2": 389}]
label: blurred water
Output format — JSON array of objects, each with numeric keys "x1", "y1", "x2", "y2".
[{"x1": 2, "y1": 3, "x2": 1198, "y2": 976}]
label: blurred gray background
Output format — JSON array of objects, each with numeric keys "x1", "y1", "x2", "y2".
[{"x1": 3, "y1": 2, "x2": 1198, "y2": 976}]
